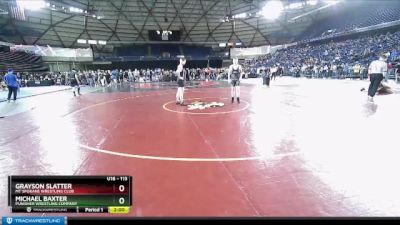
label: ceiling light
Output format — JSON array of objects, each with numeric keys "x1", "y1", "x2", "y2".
[
  {"x1": 288, "y1": 2, "x2": 304, "y2": 9},
  {"x1": 308, "y1": 0, "x2": 319, "y2": 6},
  {"x1": 233, "y1": 13, "x2": 247, "y2": 19},
  {"x1": 17, "y1": 0, "x2": 46, "y2": 11},
  {"x1": 260, "y1": 1, "x2": 284, "y2": 20}
]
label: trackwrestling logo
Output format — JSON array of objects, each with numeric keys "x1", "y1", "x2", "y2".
[
  {"x1": 187, "y1": 101, "x2": 224, "y2": 110},
  {"x1": 2, "y1": 217, "x2": 64, "y2": 225}
]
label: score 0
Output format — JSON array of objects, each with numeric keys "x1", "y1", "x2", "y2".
[
  {"x1": 118, "y1": 184, "x2": 125, "y2": 193},
  {"x1": 118, "y1": 196, "x2": 125, "y2": 205},
  {"x1": 117, "y1": 184, "x2": 128, "y2": 205}
]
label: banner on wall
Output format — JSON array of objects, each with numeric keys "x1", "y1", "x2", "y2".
[
  {"x1": 10, "y1": 44, "x2": 93, "y2": 59},
  {"x1": 230, "y1": 42, "x2": 298, "y2": 58},
  {"x1": 0, "y1": 41, "x2": 12, "y2": 46},
  {"x1": 230, "y1": 45, "x2": 271, "y2": 58}
]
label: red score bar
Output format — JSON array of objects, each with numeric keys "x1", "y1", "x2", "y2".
[
  {"x1": 10, "y1": 176, "x2": 132, "y2": 198},
  {"x1": 72, "y1": 183, "x2": 130, "y2": 195},
  {"x1": 16, "y1": 183, "x2": 130, "y2": 195}
]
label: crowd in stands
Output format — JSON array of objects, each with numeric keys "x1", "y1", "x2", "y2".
[
  {"x1": 0, "y1": 67, "x2": 229, "y2": 90},
  {"x1": 66, "y1": 67, "x2": 230, "y2": 87},
  {"x1": 245, "y1": 31, "x2": 400, "y2": 79},
  {"x1": 3, "y1": 30, "x2": 400, "y2": 90},
  {"x1": 6, "y1": 27, "x2": 399, "y2": 90},
  {"x1": 299, "y1": 1, "x2": 400, "y2": 41}
]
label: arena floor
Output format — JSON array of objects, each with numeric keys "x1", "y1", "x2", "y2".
[{"x1": 1, "y1": 77, "x2": 400, "y2": 216}]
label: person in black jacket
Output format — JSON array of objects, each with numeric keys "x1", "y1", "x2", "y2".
[{"x1": 69, "y1": 68, "x2": 81, "y2": 97}]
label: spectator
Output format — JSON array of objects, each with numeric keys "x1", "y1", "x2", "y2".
[{"x1": 4, "y1": 69, "x2": 19, "y2": 103}]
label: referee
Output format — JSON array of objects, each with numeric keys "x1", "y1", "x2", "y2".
[{"x1": 367, "y1": 53, "x2": 388, "y2": 102}]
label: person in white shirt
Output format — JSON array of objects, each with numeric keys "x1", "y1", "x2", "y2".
[
  {"x1": 332, "y1": 64, "x2": 337, "y2": 78},
  {"x1": 228, "y1": 58, "x2": 243, "y2": 104},
  {"x1": 128, "y1": 69, "x2": 133, "y2": 83},
  {"x1": 176, "y1": 58, "x2": 187, "y2": 105},
  {"x1": 323, "y1": 65, "x2": 329, "y2": 78},
  {"x1": 134, "y1": 69, "x2": 140, "y2": 82},
  {"x1": 313, "y1": 65, "x2": 318, "y2": 78},
  {"x1": 367, "y1": 53, "x2": 388, "y2": 102}
]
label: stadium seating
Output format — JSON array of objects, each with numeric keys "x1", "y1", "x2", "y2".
[
  {"x1": 115, "y1": 45, "x2": 148, "y2": 57},
  {"x1": 110, "y1": 44, "x2": 215, "y2": 61},
  {"x1": 247, "y1": 30, "x2": 400, "y2": 79},
  {"x1": 0, "y1": 51, "x2": 49, "y2": 74},
  {"x1": 150, "y1": 44, "x2": 181, "y2": 58},
  {"x1": 182, "y1": 45, "x2": 212, "y2": 59},
  {"x1": 299, "y1": 1, "x2": 400, "y2": 41}
]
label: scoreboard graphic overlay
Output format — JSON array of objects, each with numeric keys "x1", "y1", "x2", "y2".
[{"x1": 8, "y1": 176, "x2": 132, "y2": 214}]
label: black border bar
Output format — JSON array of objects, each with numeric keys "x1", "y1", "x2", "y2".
[
  {"x1": 65, "y1": 217, "x2": 400, "y2": 225},
  {"x1": 129, "y1": 176, "x2": 133, "y2": 207},
  {"x1": 8, "y1": 176, "x2": 11, "y2": 206},
  {"x1": 10, "y1": 176, "x2": 132, "y2": 183}
]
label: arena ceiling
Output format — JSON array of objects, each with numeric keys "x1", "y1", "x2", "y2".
[{"x1": 0, "y1": 0, "x2": 339, "y2": 52}]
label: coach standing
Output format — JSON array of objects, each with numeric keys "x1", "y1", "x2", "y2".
[
  {"x1": 367, "y1": 53, "x2": 388, "y2": 102},
  {"x1": 4, "y1": 69, "x2": 19, "y2": 103}
]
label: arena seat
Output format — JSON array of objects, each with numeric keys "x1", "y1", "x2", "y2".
[
  {"x1": 0, "y1": 51, "x2": 49, "y2": 74},
  {"x1": 298, "y1": 1, "x2": 400, "y2": 41}
]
